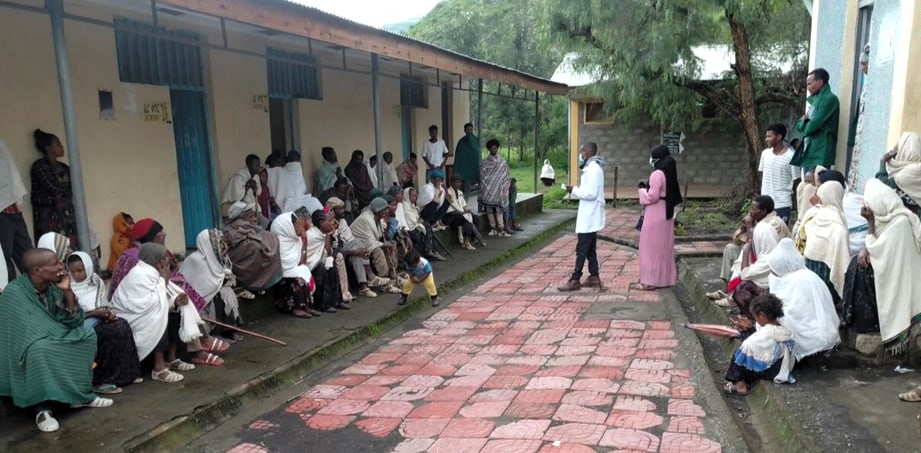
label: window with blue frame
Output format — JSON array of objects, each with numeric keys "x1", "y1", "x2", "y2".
[
  {"x1": 113, "y1": 18, "x2": 204, "y2": 90},
  {"x1": 266, "y1": 47, "x2": 322, "y2": 100}
]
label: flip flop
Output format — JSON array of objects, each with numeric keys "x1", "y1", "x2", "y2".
[
  {"x1": 630, "y1": 283, "x2": 660, "y2": 291},
  {"x1": 93, "y1": 384, "x2": 123, "y2": 395},
  {"x1": 191, "y1": 352, "x2": 225, "y2": 367},
  {"x1": 201, "y1": 337, "x2": 230, "y2": 353},
  {"x1": 723, "y1": 382, "x2": 749, "y2": 396},
  {"x1": 899, "y1": 387, "x2": 921, "y2": 402}
]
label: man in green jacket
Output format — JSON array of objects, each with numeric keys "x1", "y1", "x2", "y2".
[
  {"x1": 794, "y1": 68, "x2": 840, "y2": 171},
  {"x1": 453, "y1": 123, "x2": 481, "y2": 192}
]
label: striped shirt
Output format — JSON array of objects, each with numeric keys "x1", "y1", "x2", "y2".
[{"x1": 759, "y1": 147, "x2": 799, "y2": 209}]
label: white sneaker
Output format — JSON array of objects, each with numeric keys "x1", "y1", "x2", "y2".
[
  {"x1": 498, "y1": 231, "x2": 511, "y2": 238},
  {"x1": 488, "y1": 230, "x2": 498, "y2": 237}
]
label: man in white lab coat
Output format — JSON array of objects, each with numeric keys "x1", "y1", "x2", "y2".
[{"x1": 559, "y1": 142, "x2": 606, "y2": 291}]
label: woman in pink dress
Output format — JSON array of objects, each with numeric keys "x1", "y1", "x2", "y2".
[{"x1": 637, "y1": 145, "x2": 683, "y2": 289}]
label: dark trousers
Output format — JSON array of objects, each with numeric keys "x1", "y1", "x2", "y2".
[
  {"x1": 774, "y1": 207, "x2": 791, "y2": 226},
  {"x1": 420, "y1": 201, "x2": 450, "y2": 224},
  {"x1": 725, "y1": 353, "x2": 782, "y2": 385},
  {"x1": 571, "y1": 232, "x2": 599, "y2": 280},
  {"x1": 0, "y1": 212, "x2": 32, "y2": 282}
]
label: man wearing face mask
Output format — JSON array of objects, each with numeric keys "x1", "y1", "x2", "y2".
[{"x1": 559, "y1": 142, "x2": 606, "y2": 291}]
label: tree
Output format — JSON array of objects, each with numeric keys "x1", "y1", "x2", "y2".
[
  {"x1": 547, "y1": 0, "x2": 810, "y2": 191},
  {"x1": 407, "y1": 0, "x2": 568, "y2": 168}
]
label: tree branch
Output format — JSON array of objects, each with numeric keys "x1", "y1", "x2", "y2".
[{"x1": 679, "y1": 79, "x2": 741, "y2": 117}]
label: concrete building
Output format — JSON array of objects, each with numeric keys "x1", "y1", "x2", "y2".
[
  {"x1": 0, "y1": 0, "x2": 566, "y2": 259},
  {"x1": 805, "y1": 0, "x2": 921, "y2": 189}
]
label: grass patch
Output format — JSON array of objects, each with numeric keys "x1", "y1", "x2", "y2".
[{"x1": 507, "y1": 162, "x2": 572, "y2": 210}]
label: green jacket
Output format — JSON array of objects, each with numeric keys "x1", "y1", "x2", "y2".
[{"x1": 793, "y1": 85, "x2": 839, "y2": 168}]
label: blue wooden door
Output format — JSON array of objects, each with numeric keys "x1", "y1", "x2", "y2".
[{"x1": 169, "y1": 89, "x2": 217, "y2": 248}]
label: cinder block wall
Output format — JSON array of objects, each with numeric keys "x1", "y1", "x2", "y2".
[{"x1": 577, "y1": 108, "x2": 749, "y2": 198}]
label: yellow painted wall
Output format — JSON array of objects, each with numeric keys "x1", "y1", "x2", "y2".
[
  {"x1": 208, "y1": 48, "x2": 271, "y2": 190},
  {"x1": 833, "y1": 0, "x2": 859, "y2": 171},
  {"x1": 0, "y1": 8, "x2": 184, "y2": 261}
]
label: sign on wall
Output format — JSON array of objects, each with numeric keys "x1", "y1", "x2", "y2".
[
  {"x1": 143, "y1": 102, "x2": 171, "y2": 123},
  {"x1": 252, "y1": 95, "x2": 269, "y2": 112},
  {"x1": 662, "y1": 131, "x2": 685, "y2": 155}
]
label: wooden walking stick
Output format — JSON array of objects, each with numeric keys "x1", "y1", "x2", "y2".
[{"x1": 201, "y1": 317, "x2": 287, "y2": 347}]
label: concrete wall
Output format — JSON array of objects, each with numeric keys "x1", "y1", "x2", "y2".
[
  {"x1": 575, "y1": 104, "x2": 748, "y2": 198},
  {"x1": 0, "y1": 1, "x2": 474, "y2": 267},
  {"x1": 0, "y1": 7, "x2": 185, "y2": 254}
]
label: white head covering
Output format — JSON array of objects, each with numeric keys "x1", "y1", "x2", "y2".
[
  {"x1": 228, "y1": 201, "x2": 255, "y2": 220},
  {"x1": 69, "y1": 251, "x2": 108, "y2": 312},
  {"x1": 885, "y1": 132, "x2": 921, "y2": 204},
  {"x1": 0, "y1": 139, "x2": 27, "y2": 209},
  {"x1": 111, "y1": 259, "x2": 171, "y2": 360},
  {"x1": 37, "y1": 232, "x2": 71, "y2": 261},
  {"x1": 180, "y1": 229, "x2": 234, "y2": 302},
  {"x1": 864, "y1": 178, "x2": 921, "y2": 252},
  {"x1": 767, "y1": 238, "x2": 804, "y2": 277},
  {"x1": 803, "y1": 181, "x2": 850, "y2": 295},
  {"x1": 270, "y1": 212, "x2": 313, "y2": 286},
  {"x1": 540, "y1": 160, "x2": 555, "y2": 179}
]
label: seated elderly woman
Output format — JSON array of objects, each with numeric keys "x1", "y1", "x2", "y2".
[
  {"x1": 180, "y1": 229, "x2": 244, "y2": 342},
  {"x1": 398, "y1": 186, "x2": 440, "y2": 259},
  {"x1": 876, "y1": 131, "x2": 921, "y2": 214},
  {"x1": 446, "y1": 176, "x2": 484, "y2": 249},
  {"x1": 795, "y1": 181, "x2": 850, "y2": 302},
  {"x1": 305, "y1": 209, "x2": 349, "y2": 312},
  {"x1": 844, "y1": 180, "x2": 921, "y2": 358},
  {"x1": 767, "y1": 238, "x2": 841, "y2": 361},
  {"x1": 223, "y1": 202, "x2": 283, "y2": 292},
  {"x1": 0, "y1": 248, "x2": 113, "y2": 433},
  {"x1": 270, "y1": 209, "x2": 318, "y2": 318},
  {"x1": 112, "y1": 243, "x2": 211, "y2": 382},
  {"x1": 66, "y1": 252, "x2": 141, "y2": 395},
  {"x1": 109, "y1": 218, "x2": 231, "y2": 357}
]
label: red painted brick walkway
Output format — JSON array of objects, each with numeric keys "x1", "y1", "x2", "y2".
[{"x1": 226, "y1": 230, "x2": 725, "y2": 453}]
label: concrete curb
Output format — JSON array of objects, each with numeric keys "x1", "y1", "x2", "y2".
[
  {"x1": 123, "y1": 215, "x2": 577, "y2": 452},
  {"x1": 677, "y1": 258, "x2": 819, "y2": 453}
]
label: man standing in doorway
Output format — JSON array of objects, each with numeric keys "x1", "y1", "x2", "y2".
[
  {"x1": 422, "y1": 125, "x2": 451, "y2": 182},
  {"x1": 759, "y1": 124, "x2": 799, "y2": 224},
  {"x1": 793, "y1": 68, "x2": 839, "y2": 172},
  {"x1": 316, "y1": 146, "x2": 343, "y2": 193},
  {"x1": 559, "y1": 142, "x2": 606, "y2": 292},
  {"x1": 453, "y1": 123, "x2": 480, "y2": 192}
]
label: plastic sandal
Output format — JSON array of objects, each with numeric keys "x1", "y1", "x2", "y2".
[
  {"x1": 152, "y1": 368, "x2": 184, "y2": 383},
  {"x1": 723, "y1": 382, "x2": 749, "y2": 396},
  {"x1": 167, "y1": 359, "x2": 196, "y2": 371},
  {"x1": 898, "y1": 387, "x2": 921, "y2": 402},
  {"x1": 35, "y1": 411, "x2": 60, "y2": 433},
  {"x1": 191, "y1": 352, "x2": 225, "y2": 367},
  {"x1": 201, "y1": 337, "x2": 230, "y2": 353}
]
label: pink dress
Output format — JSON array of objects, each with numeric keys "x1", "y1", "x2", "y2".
[{"x1": 638, "y1": 170, "x2": 677, "y2": 287}]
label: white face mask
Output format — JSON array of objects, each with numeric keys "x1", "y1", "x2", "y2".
[
  {"x1": 578, "y1": 154, "x2": 585, "y2": 167},
  {"x1": 649, "y1": 157, "x2": 658, "y2": 168}
]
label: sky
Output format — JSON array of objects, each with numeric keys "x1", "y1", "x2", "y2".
[{"x1": 290, "y1": 0, "x2": 444, "y2": 28}]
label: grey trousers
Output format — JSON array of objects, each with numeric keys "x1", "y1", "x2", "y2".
[
  {"x1": 341, "y1": 239, "x2": 370, "y2": 284},
  {"x1": 721, "y1": 243, "x2": 741, "y2": 282}
]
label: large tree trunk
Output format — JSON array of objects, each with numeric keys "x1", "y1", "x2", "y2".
[{"x1": 726, "y1": 10, "x2": 762, "y2": 195}]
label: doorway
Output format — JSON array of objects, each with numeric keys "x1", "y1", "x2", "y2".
[{"x1": 169, "y1": 89, "x2": 218, "y2": 248}]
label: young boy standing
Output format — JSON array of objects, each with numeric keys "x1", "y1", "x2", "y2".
[{"x1": 398, "y1": 251, "x2": 439, "y2": 307}]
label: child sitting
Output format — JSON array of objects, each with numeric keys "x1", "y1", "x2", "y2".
[
  {"x1": 398, "y1": 250, "x2": 439, "y2": 307},
  {"x1": 724, "y1": 293, "x2": 796, "y2": 396}
]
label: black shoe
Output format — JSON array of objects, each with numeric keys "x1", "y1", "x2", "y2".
[
  {"x1": 431, "y1": 296, "x2": 440, "y2": 307},
  {"x1": 337, "y1": 302, "x2": 351, "y2": 310},
  {"x1": 398, "y1": 295, "x2": 408, "y2": 306},
  {"x1": 308, "y1": 309, "x2": 322, "y2": 316},
  {"x1": 324, "y1": 307, "x2": 337, "y2": 313}
]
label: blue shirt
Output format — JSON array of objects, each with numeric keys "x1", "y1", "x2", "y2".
[{"x1": 409, "y1": 257, "x2": 432, "y2": 280}]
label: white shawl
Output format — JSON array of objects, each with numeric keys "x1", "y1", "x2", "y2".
[
  {"x1": 741, "y1": 324, "x2": 797, "y2": 384},
  {"x1": 180, "y1": 229, "x2": 233, "y2": 302},
  {"x1": 382, "y1": 162, "x2": 399, "y2": 189},
  {"x1": 305, "y1": 226, "x2": 327, "y2": 270},
  {"x1": 350, "y1": 209, "x2": 384, "y2": 250},
  {"x1": 0, "y1": 245, "x2": 6, "y2": 292},
  {"x1": 272, "y1": 162, "x2": 308, "y2": 212},
  {"x1": 111, "y1": 260, "x2": 173, "y2": 360},
  {"x1": 540, "y1": 160, "x2": 555, "y2": 179},
  {"x1": 885, "y1": 132, "x2": 921, "y2": 204},
  {"x1": 401, "y1": 188, "x2": 424, "y2": 232},
  {"x1": 0, "y1": 139, "x2": 27, "y2": 209},
  {"x1": 69, "y1": 251, "x2": 108, "y2": 312},
  {"x1": 738, "y1": 211, "x2": 785, "y2": 286},
  {"x1": 222, "y1": 168, "x2": 261, "y2": 208},
  {"x1": 768, "y1": 239, "x2": 841, "y2": 360},
  {"x1": 446, "y1": 187, "x2": 474, "y2": 223},
  {"x1": 864, "y1": 179, "x2": 921, "y2": 351},
  {"x1": 366, "y1": 160, "x2": 379, "y2": 189},
  {"x1": 803, "y1": 181, "x2": 850, "y2": 295},
  {"x1": 270, "y1": 212, "x2": 313, "y2": 284}
]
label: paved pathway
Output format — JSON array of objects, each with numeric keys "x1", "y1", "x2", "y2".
[{"x1": 224, "y1": 217, "x2": 729, "y2": 453}]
